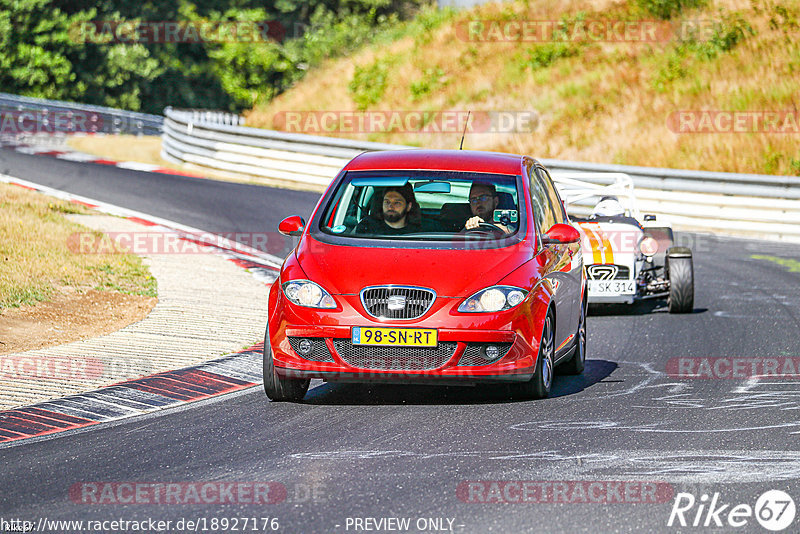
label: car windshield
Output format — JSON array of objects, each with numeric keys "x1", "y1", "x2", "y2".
[{"x1": 319, "y1": 170, "x2": 522, "y2": 240}]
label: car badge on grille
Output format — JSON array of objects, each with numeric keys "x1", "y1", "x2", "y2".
[
  {"x1": 588, "y1": 265, "x2": 619, "y2": 280},
  {"x1": 387, "y1": 295, "x2": 407, "y2": 311}
]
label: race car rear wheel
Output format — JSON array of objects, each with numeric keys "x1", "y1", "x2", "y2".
[
  {"x1": 560, "y1": 298, "x2": 586, "y2": 375},
  {"x1": 512, "y1": 311, "x2": 554, "y2": 400},
  {"x1": 667, "y1": 248, "x2": 694, "y2": 314},
  {"x1": 263, "y1": 328, "x2": 310, "y2": 402}
]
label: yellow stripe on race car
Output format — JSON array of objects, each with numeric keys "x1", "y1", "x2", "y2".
[
  {"x1": 598, "y1": 228, "x2": 614, "y2": 264},
  {"x1": 578, "y1": 222, "x2": 615, "y2": 265},
  {"x1": 578, "y1": 223, "x2": 603, "y2": 264}
]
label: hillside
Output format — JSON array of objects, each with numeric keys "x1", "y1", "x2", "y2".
[{"x1": 246, "y1": 0, "x2": 800, "y2": 175}]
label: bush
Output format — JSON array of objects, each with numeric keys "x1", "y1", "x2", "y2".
[
  {"x1": 692, "y1": 14, "x2": 755, "y2": 60},
  {"x1": 522, "y1": 43, "x2": 580, "y2": 71},
  {"x1": 410, "y1": 67, "x2": 445, "y2": 100},
  {"x1": 349, "y1": 59, "x2": 390, "y2": 110},
  {"x1": 636, "y1": 0, "x2": 708, "y2": 19}
]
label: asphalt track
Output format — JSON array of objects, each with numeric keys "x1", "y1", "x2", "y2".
[{"x1": 2, "y1": 147, "x2": 800, "y2": 533}]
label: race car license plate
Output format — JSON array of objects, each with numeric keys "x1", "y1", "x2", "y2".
[
  {"x1": 351, "y1": 327, "x2": 437, "y2": 347},
  {"x1": 589, "y1": 280, "x2": 635, "y2": 294}
]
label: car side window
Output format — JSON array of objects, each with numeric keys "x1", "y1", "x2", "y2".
[
  {"x1": 536, "y1": 167, "x2": 567, "y2": 228},
  {"x1": 536, "y1": 167, "x2": 566, "y2": 224},
  {"x1": 528, "y1": 164, "x2": 556, "y2": 231}
]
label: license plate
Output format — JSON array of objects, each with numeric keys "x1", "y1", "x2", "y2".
[
  {"x1": 351, "y1": 327, "x2": 437, "y2": 347},
  {"x1": 589, "y1": 280, "x2": 635, "y2": 295}
]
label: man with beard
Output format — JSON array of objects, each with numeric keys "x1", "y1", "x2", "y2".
[
  {"x1": 463, "y1": 182, "x2": 513, "y2": 234},
  {"x1": 356, "y1": 184, "x2": 422, "y2": 235}
]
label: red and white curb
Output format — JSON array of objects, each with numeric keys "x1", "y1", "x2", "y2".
[
  {"x1": 0, "y1": 172, "x2": 287, "y2": 445},
  {"x1": 0, "y1": 344, "x2": 265, "y2": 445}
]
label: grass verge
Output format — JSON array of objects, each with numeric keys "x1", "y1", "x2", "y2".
[{"x1": 0, "y1": 183, "x2": 157, "y2": 309}]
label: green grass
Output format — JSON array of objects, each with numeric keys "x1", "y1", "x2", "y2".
[{"x1": 0, "y1": 184, "x2": 157, "y2": 309}]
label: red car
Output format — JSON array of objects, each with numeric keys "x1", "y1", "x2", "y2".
[{"x1": 264, "y1": 149, "x2": 586, "y2": 401}]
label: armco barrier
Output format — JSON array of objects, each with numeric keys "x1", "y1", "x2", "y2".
[
  {"x1": 161, "y1": 107, "x2": 408, "y2": 188},
  {"x1": 162, "y1": 107, "x2": 800, "y2": 243},
  {"x1": 0, "y1": 92, "x2": 163, "y2": 136}
]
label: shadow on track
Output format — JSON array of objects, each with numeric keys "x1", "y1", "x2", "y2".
[
  {"x1": 301, "y1": 359, "x2": 617, "y2": 405},
  {"x1": 589, "y1": 300, "x2": 708, "y2": 316}
]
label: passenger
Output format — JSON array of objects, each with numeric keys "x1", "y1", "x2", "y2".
[{"x1": 356, "y1": 184, "x2": 422, "y2": 235}]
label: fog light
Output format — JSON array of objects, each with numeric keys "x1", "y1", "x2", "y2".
[
  {"x1": 297, "y1": 338, "x2": 313, "y2": 356},
  {"x1": 483, "y1": 345, "x2": 501, "y2": 361}
]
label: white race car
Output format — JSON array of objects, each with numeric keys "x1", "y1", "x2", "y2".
[{"x1": 552, "y1": 172, "x2": 694, "y2": 313}]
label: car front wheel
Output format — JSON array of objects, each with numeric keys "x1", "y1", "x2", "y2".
[
  {"x1": 667, "y1": 247, "x2": 694, "y2": 314},
  {"x1": 512, "y1": 311, "x2": 555, "y2": 400},
  {"x1": 263, "y1": 328, "x2": 310, "y2": 402},
  {"x1": 560, "y1": 299, "x2": 586, "y2": 375}
]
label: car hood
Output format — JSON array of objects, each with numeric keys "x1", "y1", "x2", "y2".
[{"x1": 295, "y1": 236, "x2": 531, "y2": 297}]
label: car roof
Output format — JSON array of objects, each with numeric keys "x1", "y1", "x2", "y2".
[{"x1": 344, "y1": 149, "x2": 527, "y2": 175}]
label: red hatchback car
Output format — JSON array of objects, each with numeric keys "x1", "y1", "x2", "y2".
[{"x1": 264, "y1": 150, "x2": 586, "y2": 401}]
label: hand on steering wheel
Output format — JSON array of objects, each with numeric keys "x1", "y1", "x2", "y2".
[{"x1": 465, "y1": 221, "x2": 506, "y2": 233}]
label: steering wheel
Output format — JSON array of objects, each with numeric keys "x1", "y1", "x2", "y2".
[{"x1": 464, "y1": 222, "x2": 506, "y2": 235}]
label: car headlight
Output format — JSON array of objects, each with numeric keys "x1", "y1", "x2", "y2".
[
  {"x1": 282, "y1": 280, "x2": 337, "y2": 309},
  {"x1": 458, "y1": 286, "x2": 528, "y2": 313},
  {"x1": 638, "y1": 236, "x2": 659, "y2": 257}
]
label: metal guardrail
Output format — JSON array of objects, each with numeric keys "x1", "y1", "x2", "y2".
[
  {"x1": 162, "y1": 107, "x2": 408, "y2": 187},
  {"x1": 0, "y1": 92, "x2": 163, "y2": 136},
  {"x1": 162, "y1": 106, "x2": 800, "y2": 242}
]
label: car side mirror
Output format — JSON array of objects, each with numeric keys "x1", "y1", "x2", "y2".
[
  {"x1": 541, "y1": 223, "x2": 580, "y2": 245},
  {"x1": 278, "y1": 215, "x2": 305, "y2": 237}
]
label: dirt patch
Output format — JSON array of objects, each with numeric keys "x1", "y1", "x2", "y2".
[{"x1": 0, "y1": 287, "x2": 156, "y2": 354}]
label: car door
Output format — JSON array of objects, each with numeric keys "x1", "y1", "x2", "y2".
[
  {"x1": 527, "y1": 163, "x2": 567, "y2": 349},
  {"x1": 533, "y1": 165, "x2": 579, "y2": 353}
]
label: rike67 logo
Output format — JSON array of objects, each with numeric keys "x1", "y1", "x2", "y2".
[{"x1": 668, "y1": 490, "x2": 796, "y2": 531}]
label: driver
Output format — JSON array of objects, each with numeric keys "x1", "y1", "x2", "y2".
[
  {"x1": 590, "y1": 196, "x2": 626, "y2": 218},
  {"x1": 464, "y1": 182, "x2": 512, "y2": 233},
  {"x1": 356, "y1": 184, "x2": 422, "y2": 235}
]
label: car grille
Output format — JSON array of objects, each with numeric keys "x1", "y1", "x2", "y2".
[
  {"x1": 287, "y1": 337, "x2": 334, "y2": 362},
  {"x1": 332, "y1": 340, "x2": 457, "y2": 371},
  {"x1": 457, "y1": 343, "x2": 513, "y2": 367},
  {"x1": 586, "y1": 264, "x2": 630, "y2": 281},
  {"x1": 359, "y1": 286, "x2": 436, "y2": 320}
]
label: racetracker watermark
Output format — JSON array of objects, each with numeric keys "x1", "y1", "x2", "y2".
[
  {"x1": 70, "y1": 482, "x2": 288, "y2": 505},
  {"x1": 667, "y1": 357, "x2": 800, "y2": 379},
  {"x1": 0, "y1": 355, "x2": 157, "y2": 381},
  {"x1": 0, "y1": 110, "x2": 102, "y2": 135},
  {"x1": 456, "y1": 19, "x2": 724, "y2": 43},
  {"x1": 70, "y1": 20, "x2": 286, "y2": 44},
  {"x1": 0, "y1": 355, "x2": 103, "y2": 381},
  {"x1": 457, "y1": 480, "x2": 674, "y2": 503},
  {"x1": 67, "y1": 231, "x2": 289, "y2": 256},
  {"x1": 272, "y1": 111, "x2": 539, "y2": 134},
  {"x1": 667, "y1": 111, "x2": 800, "y2": 134}
]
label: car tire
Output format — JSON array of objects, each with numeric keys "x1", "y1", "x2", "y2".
[
  {"x1": 262, "y1": 328, "x2": 310, "y2": 402},
  {"x1": 512, "y1": 311, "x2": 555, "y2": 400},
  {"x1": 667, "y1": 248, "x2": 694, "y2": 314},
  {"x1": 560, "y1": 298, "x2": 586, "y2": 375}
]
